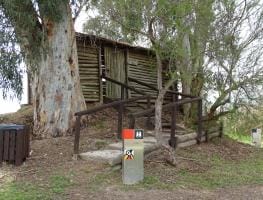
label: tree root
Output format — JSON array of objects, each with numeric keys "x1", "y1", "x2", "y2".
[{"x1": 161, "y1": 144, "x2": 177, "y2": 167}]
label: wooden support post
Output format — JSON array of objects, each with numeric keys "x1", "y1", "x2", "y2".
[
  {"x1": 146, "y1": 96, "x2": 152, "y2": 130},
  {"x1": 129, "y1": 116, "x2": 135, "y2": 129},
  {"x1": 219, "y1": 121, "x2": 223, "y2": 138},
  {"x1": 73, "y1": 116, "x2": 81, "y2": 159},
  {"x1": 121, "y1": 85, "x2": 125, "y2": 100},
  {"x1": 118, "y1": 104, "x2": 123, "y2": 139},
  {"x1": 170, "y1": 94, "x2": 177, "y2": 148},
  {"x1": 197, "y1": 99, "x2": 202, "y2": 144},
  {"x1": 205, "y1": 130, "x2": 208, "y2": 142}
]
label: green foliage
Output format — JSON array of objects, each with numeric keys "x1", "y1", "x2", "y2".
[
  {"x1": 226, "y1": 131, "x2": 251, "y2": 144},
  {"x1": 0, "y1": 0, "x2": 71, "y2": 99},
  {"x1": 0, "y1": 183, "x2": 51, "y2": 200},
  {"x1": 177, "y1": 152, "x2": 263, "y2": 189},
  {"x1": 85, "y1": 144, "x2": 263, "y2": 190},
  {"x1": 50, "y1": 175, "x2": 72, "y2": 194},
  {"x1": 86, "y1": 0, "x2": 263, "y2": 122},
  {"x1": 224, "y1": 106, "x2": 263, "y2": 144},
  {"x1": 0, "y1": 8, "x2": 23, "y2": 99},
  {"x1": 0, "y1": 174, "x2": 72, "y2": 200},
  {"x1": 38, "y1": 0, "x2": 66, "y2": 21}
]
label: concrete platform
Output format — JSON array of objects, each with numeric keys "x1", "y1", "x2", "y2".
[
  {"x1": 79, "y1": 150, "x2": 122, "y2": 166},
  {"x1": 79, "y1": 137, "x2": 159, "y2": 166}
]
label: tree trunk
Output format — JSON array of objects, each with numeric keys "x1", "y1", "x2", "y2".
[
  {"x1": 32, "y1": 3, "x2": 86, "y2": 137},
  {"x1": 181, "y1": 33, "x2": 192, "y2": 121},
  {"x1": 154, "y1": 53, "x2": 164, "y2": 145},
  {"x1": 154, "y1": 54, "x2": 177, "y2": 166},
  {"x1": 155, "y1": 91, "x2": 165, "y2": 145}
]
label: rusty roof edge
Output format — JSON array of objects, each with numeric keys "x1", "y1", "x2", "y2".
[{"x1": 76, "y1": 32, "x2": 154, "y2": 54}]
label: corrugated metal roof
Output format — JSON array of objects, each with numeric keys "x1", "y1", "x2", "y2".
[{"x1": 76, "y1": 32, "x2": 153, "y2": 54}]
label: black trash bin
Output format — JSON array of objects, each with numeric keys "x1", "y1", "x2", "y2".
[{"x1": 0, "y1": 124, "x2": 30, "y2": 166}]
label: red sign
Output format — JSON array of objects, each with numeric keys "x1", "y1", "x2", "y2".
[
  {"x1": 122, "y1": 129, "x2": 134, "y2": 139},
  {"x1": 122, "y1": 129, "x2": 144, "y2": 139}
]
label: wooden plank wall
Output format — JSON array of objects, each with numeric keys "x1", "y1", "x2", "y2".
[
  {"x1": 77, "y1": 42, "x2": 100, "y2": 102},
  {"x1": 105, "y1": 47, "x2": 126, "y2": 99},
  {"x1": 127, "y1": 51, "x2": 172, "y2": 102},
  {"x1": 76, "y1": 40, "x2": 173, "y2": 103},
  {"x1": 128, "y1": 51, "x2": 158, "y2": 100}
]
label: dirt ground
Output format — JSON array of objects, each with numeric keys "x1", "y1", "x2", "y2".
[
  {"x1": 1, "y1": 107, "x2": 263, "y2": 199},
  {"x1": 0, "y1": 132, "x2": 262, "y2": 200}
]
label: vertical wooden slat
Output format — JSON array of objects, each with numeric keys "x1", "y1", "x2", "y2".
[
  {"x1": 98, "y1": 46, "x2": 103, "y2": 103},
  {"x1": 9, "y1": 130, "x2": 16, "y2": 163},
  {"x1": 126, "y1": 50, "x2": 132, "y2": 98},
  {"x1": 15, "y1": 129, "x2": 23, "y2": 166},
  {"x1": 125, "y1": 49, "x2": 129, "y2": 99},
  {"x1": 22, "y1": 128, "x2": 26, "y2": 159},
  {"x1": 0, "y1": 130, "x2": 4, "y2": 165},
  {"x1": 105, "y1": 47, "x2": 126, "y2": 99},
  {"x1": 118, "y1": 104, "x2": 123, "y2": 139},
  {"x1": 3, "y1": 130, "x2": 10, "y2": 161}
]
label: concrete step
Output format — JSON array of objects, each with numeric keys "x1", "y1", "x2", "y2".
[
  {"x1": 79, "y1": 150, "x2": 122, "y2": 166},
  {"x1": 79, "y1": 137, "x2": 159, "y2": 166}
]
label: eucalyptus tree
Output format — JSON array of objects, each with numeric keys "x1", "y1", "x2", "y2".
[
  {"x1": 204, "y1": 0, "x2": 263, "y2": 120},
  {"x1": 0, "y1": 0, "x2": 88, "y2": 137},
  {"x1": 86, "y1": 0, "x2": 263, "y2": 124},
  {"x1": 85, "y1": 0, "x2": 214, "y2": 145}
]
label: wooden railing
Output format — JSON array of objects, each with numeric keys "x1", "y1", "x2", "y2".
[
  {"x1": 128, "y1": 97, "x2": 202, "y2": 148},
  {"x1": 74, "y1": 76, "x2": 203, "y2": 156},
  {"x1": 73, "y1": 76, "x2": 151, "y2": 156},
  {"x1": 128, "y1": 77, "x2": 203, "y2": 147},
  {"x1": 128, "y1": 77, "x2": 196, "y2": 99}
]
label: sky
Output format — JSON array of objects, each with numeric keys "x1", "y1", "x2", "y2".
[{"x1": 0, "y1": 10, "x2": 88, "y2": 114}]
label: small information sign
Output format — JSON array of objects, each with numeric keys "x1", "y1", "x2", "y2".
[
  {"x1": 122, "y1": 129, "x2": 144, "y2": 185},
  {"x1": 135, "y1": 129, "x2": 144, "y2": 139},
  {"x1": 124, "y1": 149, "x2": 135, "y2": 160}
]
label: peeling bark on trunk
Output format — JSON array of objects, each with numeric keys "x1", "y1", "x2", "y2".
[
  {"x1": 154, "y1": 53, "x2": 164, "y2": 145},
  {"x1": 155, "y1": 91, "x2": 165, "y2": 145},
  {"x1": 32, "y1": 4, "x2": 86, "y2": 137},
  {"x1": 181, "y1": 33, "x2": 192, "y2": 121}
]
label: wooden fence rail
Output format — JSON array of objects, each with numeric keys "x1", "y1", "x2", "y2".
[
  {"x1": 73, "y1": 76, "x2": 151, "y2": 157},
  {"x1": 128, "y1": 77, "x2": 196, "y2": 98},
  {"x1": 74, "y1": 76, "x2": 203, "y2": 157},
  {"x1": 128, "y1": 97, "x2": 203, "y2": 147}
]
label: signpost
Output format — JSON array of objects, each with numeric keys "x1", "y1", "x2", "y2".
[
  {"x1": 251, "y1": 128, "x2": 261, "y2": 148},
  {"x1": 122, "y1": 129, "x2": 144, "y2": 185}
]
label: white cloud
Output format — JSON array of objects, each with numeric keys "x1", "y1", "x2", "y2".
[{"x1": 0, "y1": 72, "x2": 28, "y2": 114}]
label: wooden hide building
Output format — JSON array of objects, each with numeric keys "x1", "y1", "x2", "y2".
[
  {"x1": 76, "y1": 32, "x2": 172, "y2": 103},
  {"x1": 27, "y1": 33, "x2": 172, "y2": 104}
]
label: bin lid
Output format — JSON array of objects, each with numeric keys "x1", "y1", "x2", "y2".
[{"x1": 0, "y1": 124, "x2": 25, "y2": 130}]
